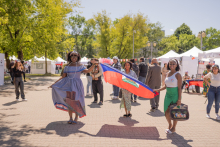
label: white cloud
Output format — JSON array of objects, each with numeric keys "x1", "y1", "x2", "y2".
[{"x1": 170, "y1": 29, "x2": 174, "y2": 32}]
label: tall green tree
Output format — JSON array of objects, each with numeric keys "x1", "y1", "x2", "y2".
[
  {"x1": 0, "y1": 0, "x2": 35, "y2": 68},
  {"x1": 203, "y1": 27, "x2": 220, "y2": 50},
  {"x1": 174, "y1": 23, "x2": 192, "y2": 39},
  {"x1": 178, "y1": 34, "x2": 200, "y2": 53},
  {"x1": 110, "y1": 13, "x2": 149, "y2": 59},
  {"x1": 158, "y1": 35, "x2": 179, "y2": 55},
  {"x1": 93, "y1": 10, "x2": 112, "y2": 58}
]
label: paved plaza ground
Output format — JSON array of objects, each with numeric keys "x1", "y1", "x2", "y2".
[{"x1": 0, "y1": 76, "x2": 220, "y2": 147}]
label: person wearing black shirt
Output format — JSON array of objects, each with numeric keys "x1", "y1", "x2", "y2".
[
  {"x1": 13, "y1": 60, "x2": 27, "y2": 101},
  {"x1": 138, "y1": 57, "x2": 148, "y2": 83},
  {"x1": 86, "y1": 59, "x2": 94, "y2": 96}
]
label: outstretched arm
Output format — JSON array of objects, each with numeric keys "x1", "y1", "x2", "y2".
[
  {"x1": 48, "y1": 73, "x2": 67, "y2": 88},
  {"x1": 83, "y1": 64, "x2": 96, "y2": 73}
]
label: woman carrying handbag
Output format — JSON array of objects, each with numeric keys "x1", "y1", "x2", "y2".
[{"x1": 153, "y1": 59, "x2": 182, "y2": 134}]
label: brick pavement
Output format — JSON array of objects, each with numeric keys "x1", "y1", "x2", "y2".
[{"x1": 0, "y1": 76, "x2": 220, "y2": 147}]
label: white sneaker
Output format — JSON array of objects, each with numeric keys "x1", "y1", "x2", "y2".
[
  {"x1": 86, "y1": 93, "x2": 90, "y2": 96},
  {"x1": 111, "y1": 96, "x2": 118, "y2": 99},
  {"x1": 90, "y1": 93, "x2": 93, "y2": 96},
  {"x1": 22, "y1": 99, "x2": 27, "y2": 101},
  {"x1": 216, "y1": 115, "x2": 220, "y2": 121},
  {"x1": 16, "y1": 99, "x2": 19, "y2": 102},
  {"x1": 206, "y1": 114, "x2": 211, "y2": 119}
]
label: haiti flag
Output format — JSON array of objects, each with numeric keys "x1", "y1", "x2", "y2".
[{"x1": 100, "y1": 63, "x2": 158, "y2": 99}]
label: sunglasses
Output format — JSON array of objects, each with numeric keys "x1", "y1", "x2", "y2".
[{"x1": 169, "y1": 64, "x2": 176, "y2": 66}]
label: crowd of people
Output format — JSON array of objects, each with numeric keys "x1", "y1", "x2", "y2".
[{"x1": 8, "y1": 51, "x2": 219, "y2": 134}]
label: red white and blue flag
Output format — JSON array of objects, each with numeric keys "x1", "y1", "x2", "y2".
[
  {"x1": 100, "y1": 63, "x2": 159, "y2": 99},
  {"x1": 190, "y1": 55, "x2": 195, "y2": 60}
]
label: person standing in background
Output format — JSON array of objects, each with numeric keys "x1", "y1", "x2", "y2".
[
  {"x1": 86, "y1": 59, "x2": 93, "y2": 96},
  {"x1": 130, "y1": 59, "x2": 138, "y2": 102},
  {"x1": 91, "y1": 59, "x2": 104, "y2": 105},
  {"x1": 111, "y1": 56, "x2": 121, "y2": 100},
  {"x1": 161, "y1": 63, "x2": 169, "y2": 86},
  {"x1": 13, "y1": 60, "x2": 27, "y2": 101},
  {"x1": 138, "y1": 57, "x2": 148, "y2": 84},
  {"x1": 204, "y1": 64, "x2": 220, "y2": 120},
  {"x1": 202, "y1": 64, "x2": 211, "y2": 97},
  {"x1": 145, "y1": 58, "x2": 161, "y2": 112}
]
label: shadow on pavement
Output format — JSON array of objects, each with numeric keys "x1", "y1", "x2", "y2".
[
  {"x1": 96, "y1": 117, "x2": 164, "y2": 140},
  {"x1": 84, "y1": 95, "x2": 93, "y2": 98},
  {"x1": 210, "y1": 118, "x2": 220, "y2": 123},
  {"x1": 105, "y1": 99, "x2": 121, "y2": 104},
  {"x1": 0, "y1": 113, "x2": 51, "y2": 147},
  {"x1": 44, "y1": 121, "x2": 94, "y2": 137},
  {"x1": 138, "y1": 97, "x2": 150, "y2": 101},
  {"x1": 146, "y1": 109, "x2": 165, "y2": 117},
  {"x1": 131, "y1": 102, "x2": 141, "y2": 106},
  {"x1": 2, "y1": 101, "x2": 23, "y2": 106},
  {"x1": 167, "y1": 133, "x2": 193, "y2": 147},
  {"x1": 87, "y1": 103, "x2": 101, "y2": 108}
]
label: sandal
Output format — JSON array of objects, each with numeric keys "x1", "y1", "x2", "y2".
[
  {"x1": 68, "y1": 119, "x2": 73, "y2": 124},
  {"x1": 128, "y1": 114, "x2": 132, "y2": 117},
  {"x1": 123, "y1": 114, "x2": 128, "y2": 117}
]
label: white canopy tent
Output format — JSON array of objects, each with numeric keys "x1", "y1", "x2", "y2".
[
  {"x1": 31, "y1": 56, "x2": 55, "y2": 74},
  {"x1": 54, "y1": 57, "x2": 67, "y2": 64},
  {"x1": 198, "y1": 47, "x2": 220, "y2": 74},
  {"x1": 81, "y1": 57, "x2": 89, "y2": 65},
  {"x1": 157, "y1": 50, "x2": 179, "y2": 67},
  {"x1": 177, "y1": 46, "x2": 203, "y2": 76}
]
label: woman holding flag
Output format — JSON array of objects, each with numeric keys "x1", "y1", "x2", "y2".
[
  {"x1": 49, "y1": 51, "x2": 97, "y2": 124},
  {"x1": 154, "y1": 59, "x2": 182, "y2": 134},
  {"x1": 120, "y1": 61, "x2": 138, "y2": 117}
]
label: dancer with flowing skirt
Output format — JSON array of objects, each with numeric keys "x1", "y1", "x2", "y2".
[{"x1": 49, "y1": 51, "x2": 97, "y2": 124}]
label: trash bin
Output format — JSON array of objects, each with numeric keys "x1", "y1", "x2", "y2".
[{"x1": 195, "y1": 86, "x2": 200, "y2": 93}]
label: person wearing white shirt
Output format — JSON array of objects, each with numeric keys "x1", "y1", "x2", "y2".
[{"x1": 204, "y1": 64, "x2": 220, "y2": 120}]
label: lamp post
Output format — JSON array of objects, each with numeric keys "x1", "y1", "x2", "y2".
[
  {"x1": 147, "y1": 41, "x2": 157, "y2": 59},
  {"x1": 197, "y1": 31, "x2": 206, "y2": 50},
  {"x1": 133, "y1": 29, "x2": 136, "y2": 58}
]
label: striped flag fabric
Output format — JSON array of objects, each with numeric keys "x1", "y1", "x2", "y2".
[{"x1": 100, "y1": 63, "x2": 159, "y2": 99}]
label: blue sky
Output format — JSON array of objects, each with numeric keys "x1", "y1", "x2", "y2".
[{"x1": 69, "y1": 0, "x2": 220, "y2": 36}]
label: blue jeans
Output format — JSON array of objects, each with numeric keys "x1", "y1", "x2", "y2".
[
  {"x1": 86, "y1": 76, "x2": 93, "y2": 94},
  {"x1": 131, "y1": 94, "x2": 137, "y2": 100},
  {"x1": 138, "y1": 76, "x2": 146, "y2": 84},
  {"x1": 113, "y1": 85, "x2": 119, "y2": 97},
  {"x1": 207, "y1": 86, "x2": 220, "y2": 114}
]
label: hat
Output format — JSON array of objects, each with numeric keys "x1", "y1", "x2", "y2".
[
  {"x1": 113, "y1": 56, "x2": 119, "y2": 60},
  {"x1": 16, "y1": 59, "x2": 21, "y2": 62},
  {"x1": 212, "y1": 64, "x2": 219, "y2": 69}
]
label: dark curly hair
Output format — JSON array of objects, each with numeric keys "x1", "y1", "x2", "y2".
[
  {"x1": 124, "y1": 61, "x2": 132, "y2": 69},
  {"x1": 167, "y1": 59, "x2": 180, "y2": 71},
  {"x1": 206, "y1": 64, "x2": 211, "y2": 70},
  {"x1": 67, "y1": 51, "x2": 81, "y2": 63}
]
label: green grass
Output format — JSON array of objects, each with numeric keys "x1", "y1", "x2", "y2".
[{"x1": 26, "y1": 73, "x2": 61, "y2": 77}]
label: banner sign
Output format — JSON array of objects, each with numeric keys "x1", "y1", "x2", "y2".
[{"x1": 0, "y1": 53, "x2": 5, "y2": 85}]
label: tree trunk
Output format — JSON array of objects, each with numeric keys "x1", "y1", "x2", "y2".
[
  {"x1": 17, "y1": 49, "x2": 23, "y2": 61},
  {"x1": 45, "y1": 51, "x2": 48, "y2": 74},
  {"x1": 4, "y1": 50, "x2": 11, "y2": 70}
]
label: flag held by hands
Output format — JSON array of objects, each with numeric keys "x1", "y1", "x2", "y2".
[{"x1": 100, "y1": 63, "x2": 159, "y2": 99}]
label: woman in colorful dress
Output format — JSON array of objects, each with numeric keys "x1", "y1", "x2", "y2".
[
  {"x1": 153, "y1": 59, "x2": 182, "y2": 134},
  {"x1": 202, "y1": 64, "x2": 211, "y2": 96},
  {"x1": 49, "y1": 51, "x2": 97, "y2": 124},
  {"x1": 161, "y1": 63, "x2": 169, "y2": 86},
  {"x1": 120, "y1": 61, "x2": 138, "y2": 117}
]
